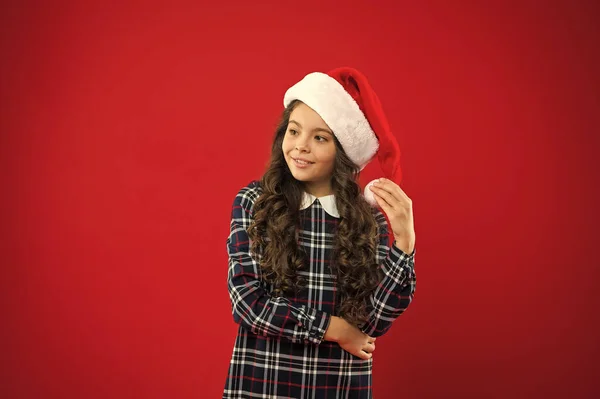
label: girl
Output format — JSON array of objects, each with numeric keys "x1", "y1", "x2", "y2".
[{"x1": 223, "y1": 67, "x2": 416, "y2": 399}]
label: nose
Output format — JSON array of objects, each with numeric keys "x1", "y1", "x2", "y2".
[{"x1": 295, "y1": 136, "x2": 310, "y2": 152}]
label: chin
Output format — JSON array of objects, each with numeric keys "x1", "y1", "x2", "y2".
[{"x1": 290, "y1": 171, "x2": 310, "y2": 181}]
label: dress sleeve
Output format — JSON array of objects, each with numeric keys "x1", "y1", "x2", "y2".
[
  {"x1": 359, "y1": 209, "x2": 417, "y2": 337},
  {"x1": 226, "y1": 182, "x2": 331, "y2": 345}
]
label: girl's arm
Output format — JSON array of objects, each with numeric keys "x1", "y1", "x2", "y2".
[
  {"x1": 325, "y1": 315, "x2": 376, "y2": 360},
  {"x1": 359, "y1": 209, "x2": 417, "y2": 338},
  {"x1": 227, "y1": 184, "x2": 331, "y2": 345}
]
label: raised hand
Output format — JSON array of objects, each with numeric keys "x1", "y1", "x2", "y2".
[{"x1": 369, "y1": 178, "x2": 416, "y2": 254}]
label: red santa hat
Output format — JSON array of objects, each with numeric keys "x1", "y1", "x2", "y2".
[{"x1": 283, "y1": 66, "x2": 402, "y2": 206}]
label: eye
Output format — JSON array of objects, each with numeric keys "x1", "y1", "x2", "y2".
[
  {"x1": 315, "y1": 135, "x2": 327, "y2": 142},
  {"x1": 288, "y1": 129, "x2": 298, "y2": 135}
]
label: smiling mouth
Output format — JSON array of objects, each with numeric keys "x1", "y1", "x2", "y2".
[{"x1": 292, "y1": 158, "x2": 315, "y2": 165}]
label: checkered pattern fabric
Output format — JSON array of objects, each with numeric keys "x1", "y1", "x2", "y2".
[{"x1": 223, "y1": 180, "x2": 416, "y2": 398}]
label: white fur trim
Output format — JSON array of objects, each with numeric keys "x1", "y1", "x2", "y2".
[
  {"x1": 363, "y1": 179, "x2": 379, "y2": 206},
  {"x1": 283, "y1": 72, "x2": 379, "y2": 170}
]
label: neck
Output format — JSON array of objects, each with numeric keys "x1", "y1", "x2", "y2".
[{"x1": 303, "y1": 181, "x2": 334, "y2": 198}]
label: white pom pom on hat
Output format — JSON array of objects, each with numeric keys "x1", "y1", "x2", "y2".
[{"x1": 283, "y1": 66, "x2": 402, "y2": 206}]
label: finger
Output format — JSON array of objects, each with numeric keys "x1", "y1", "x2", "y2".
[
  {"x1": 374, "y1": 185, "x2": 411, "y2": 211},
  {"x1": 364, "y1": 342, "x2": 376, "y2": 353},
  {"x1": 394, "y1": 186, "x2": 411, "y2": 205},
  {"x1": 374, "y1": 179, "x2": 398, "y2": 196},
  {"x1": 371, "y1": 181, "x2": 394, "y2": 198},
  {"x1": 360, "y1": 350, "x2": 372, "y2": 360},
  {"x1": 380, "y1": 178, "x2": 410, "y2": 203},
  {"x1": 391, "y1": 185, "x2": 408, "y2": 203},
  {"x1": 370, "y1": 186, "x2": 398, "y2": 208},
  {"x1": 372, "y1": 191, "x2": 393, "y2": 214}
]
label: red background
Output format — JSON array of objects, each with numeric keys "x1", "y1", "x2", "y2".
[{"x1": 2, "y1": 1, "x2": 599, "y2": 398}]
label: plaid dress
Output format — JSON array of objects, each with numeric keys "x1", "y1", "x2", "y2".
[{"x1": 223, "y1": 180, "x2": 416, "y2": 399}]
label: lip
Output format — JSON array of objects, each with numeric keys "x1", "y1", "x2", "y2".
[
  {"x1": 293, "y1": 157, "x2": 314, "y2": 164},
  {"x1": 292, "y1": 157, "x2": 314, "y2": 168}
]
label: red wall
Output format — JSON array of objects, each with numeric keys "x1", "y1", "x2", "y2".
[{"x1": 2, "y1": 1, "x2": 599, "y2": 398}]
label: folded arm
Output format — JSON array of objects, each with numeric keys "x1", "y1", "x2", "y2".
[{"x1": 227, "y1": 184, "x2": 331, "y2": 344}]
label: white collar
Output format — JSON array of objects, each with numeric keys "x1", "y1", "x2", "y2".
[{"x1": 300, "y1": 191, "x2": 339, "y2": 218}]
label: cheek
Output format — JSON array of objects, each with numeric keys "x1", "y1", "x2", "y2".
[
  {"x1": 326, "y1": 157, "x2": 336, "y2": 171},
  {"x1": 323, "y1": 146, "x2": 337, "y2": 165},
  {"x1": 281, "y1": 136, "x2": 291, "y2": 153},
  {"x1": 313, "y1": 148, "x2": 336, "y2": 171}
]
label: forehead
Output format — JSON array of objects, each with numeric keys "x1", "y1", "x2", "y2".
[{"x1": 290, "y1": 103, "x2": 332, "y2": 130}]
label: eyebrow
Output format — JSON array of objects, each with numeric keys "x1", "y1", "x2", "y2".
[{"x1": 288, "y1": 120, "x2": 333, "y2": 136}]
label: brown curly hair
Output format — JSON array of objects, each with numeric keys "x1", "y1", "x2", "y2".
[{"x1": 247, "y1": 99, "x2": 384, "y2": 328}]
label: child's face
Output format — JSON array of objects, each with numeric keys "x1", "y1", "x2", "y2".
[{"x1": 282, "y1": 102, "x2": 337, "y2": 195}]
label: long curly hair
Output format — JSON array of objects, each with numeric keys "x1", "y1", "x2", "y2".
[{"x1": 247, "y1": 99, "x2": 384, "y2": 327}]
